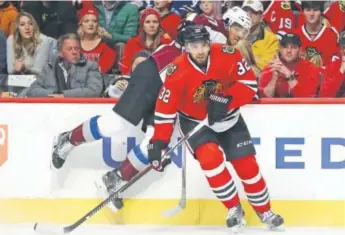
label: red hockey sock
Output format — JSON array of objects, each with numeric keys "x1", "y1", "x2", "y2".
[
  {"x1": 69, "y1": 124, "x2": 85, "y2": 146},
  {"x1": 119, "y1": 158, "x2": 139, "y2": 181},
  {"x1": 231, "y1": 154, "x2": 271, "y2": 214},
  {"x1": 196, "y1": 143, "x2": 240, "y2": 209}
]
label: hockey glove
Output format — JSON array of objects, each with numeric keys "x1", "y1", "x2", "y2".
[
  {"x1": 207, "y1": 93, "x2": 232, "y2": 126},
  {"x1": 147, "y1": 140, "x2": 168, "y2": 172}
]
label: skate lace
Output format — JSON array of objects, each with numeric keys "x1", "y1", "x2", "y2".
[
  {"x1": 56, "y1": 141, "x2": 73, "y2": 160},
  {"x1": 227, "y1": 206, "x2": 240, "y2": 218},
  {"x1": 260, "y1": 211, "x2": 275, "y2": 223}
]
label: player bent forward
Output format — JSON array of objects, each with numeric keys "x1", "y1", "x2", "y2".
[{"x1": 146, "y1": 25, "x2": 284, "y2": 231}]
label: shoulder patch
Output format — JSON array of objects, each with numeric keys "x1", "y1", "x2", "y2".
[
  {"x1": 221, "y1": 45, "x2": 235, "y2": 54},
  {"x1": 166, "y1": 64, "x2": 178, "y2": 76}
]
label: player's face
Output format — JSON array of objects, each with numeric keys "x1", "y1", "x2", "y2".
[
  {"x1": 200, "y1": 0, "x2": 213, "y2": 16},
  {"x1": 143, "y1": 14, "x2": 160, "y2": 36},
  {"x1": 81, "y1": 14, "x2": 98, "y2": 35},
  {"x1": 228, "y1": 23, "x2": 249, "y2": 46},
  {"x1": 186, "y1": 41, "x2": 210, "y2": 65},
  {"x1": 303, "y1": 8, "x2": 322, "y2": 25},
  {"x1": 244, "y1": 8, "x2": 262, "y2": 27},
  {"x1": 280, "y1": 43, "x2": 301, "y2": 63}
]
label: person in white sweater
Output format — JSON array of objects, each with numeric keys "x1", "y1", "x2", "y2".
[{"x1": 6, "y1": 12, "x2": 51, "y2": 75}]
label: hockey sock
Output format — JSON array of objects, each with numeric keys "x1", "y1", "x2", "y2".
[
  {"x1": 231, "y1": 154, "x2": 271, "y2": 214},
  {"x1": 195, "y1": 143, "x2": 240, "y2": 209},
  {"x1": 119, "y1": 125, "x2": 154, "y2": 181},
  {"x1": 70, "y1": 115, "x2": 102, "y2": 146}
]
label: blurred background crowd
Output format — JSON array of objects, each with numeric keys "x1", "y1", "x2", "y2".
[{"x1": 0, "y1": 0, "x2": 344, "y2": 98}]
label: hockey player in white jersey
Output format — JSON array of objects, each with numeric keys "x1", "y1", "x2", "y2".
[{"x1": 51, "y1": 22, "x2": 201, "y2": 210}]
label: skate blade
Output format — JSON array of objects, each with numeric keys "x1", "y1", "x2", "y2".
[
  {"x1": 94, "y1": 179, "x2": 119, "y2": 213},
  {"x1": 230, "y1": 219, "x2": 246, "y2": 233},
  {"x1": 268, "y1": 224, "x2": 285, "y2": 232}
]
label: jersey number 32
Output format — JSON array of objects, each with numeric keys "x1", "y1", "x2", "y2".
[{"x1": 159, "y1": 87, "x2": 171, "y2": 103}]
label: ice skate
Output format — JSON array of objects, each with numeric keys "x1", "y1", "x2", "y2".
[
  {"x1": 226, "y1": 204, "x2": 246, "y2": 233},
  {"x1": 51, "y1": 132, "x2": 75, "y2": 169},
  {"x1": 95, "y1": 169, "x2": 126, "y2": 212},
  {"x1": 258, "y1": 210, "x2": 285, "y2": 231}
]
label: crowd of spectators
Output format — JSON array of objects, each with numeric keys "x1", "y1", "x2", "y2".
[{"x1": 0, "y1": 0, "x2": 344, "y2": 98}]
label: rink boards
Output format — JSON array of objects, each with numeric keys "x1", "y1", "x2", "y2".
[{"x1": 0, "y1": 101, "x2": 344, "y2": 226}]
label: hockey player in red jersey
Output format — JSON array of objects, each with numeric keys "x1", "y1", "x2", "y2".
[
  {"x1": 319, "y1": 30, "x2": 345, "y2": 97},
  {"x1": 50, "y1": 21, "x2": 195, "y2": 210},
  {"x1": 295, "y1": 1, "x2": 339, "y2": 67},
  {"x1": 263, "y1": 0, "x2": 296, "y2": 36},
  {"x1": 147, "y1": 25, "x2": 284, "y2": 231}
]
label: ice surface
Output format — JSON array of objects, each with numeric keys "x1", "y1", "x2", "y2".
[{"x1": 0, "y1": 224, "x2": 344, "y2": 235}]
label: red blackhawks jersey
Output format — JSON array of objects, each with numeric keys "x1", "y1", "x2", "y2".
[
  {"x1": 295, "y1": 25, "x2": 339, "y2": 67},
  {"x1": 152, "y1": 44, "x2": 257, "y2": 143},
  {"x1": 263, "y1": 0, "x2": 296, "y2": 34},
  {"x1": 324, "y1": 1, "x2": 345, "y2": 33}
]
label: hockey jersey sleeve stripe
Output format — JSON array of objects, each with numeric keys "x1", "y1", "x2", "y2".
[
  {"x1": 154, "y1": 112, "x2": 177, "y2": 119},
  {"x1": 237, "y1": 80, "x2": 258, "y2": 93}
]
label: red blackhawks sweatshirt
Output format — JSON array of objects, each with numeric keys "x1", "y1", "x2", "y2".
[{"x1": 81, "y1": 38, "x2": 117, "y2": 74}]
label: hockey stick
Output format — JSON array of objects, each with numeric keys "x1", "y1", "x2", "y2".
[
  {"x1": 33, "y1": 117, "x2": 208, "y2": 235},
  {"x1": 161, "y1": 141, "x2": 187, "y2": 217}
]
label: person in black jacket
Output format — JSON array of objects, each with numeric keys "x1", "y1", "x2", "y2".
[{"x1": 21, "y1": 1, "x2": 78, "y2": 39}]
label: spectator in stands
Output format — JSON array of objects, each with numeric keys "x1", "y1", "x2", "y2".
[
  {"x1": 324, "y1": 0, "x2": 345, "y2": 34},
  {"x1": 94, "y1": 0, "x2": 139, "y2": 43},
  {"x1": 259, "y1": 33, "x2": 319, "y2": 98},
  {"x1": 0, "y1": 29, "x2": 6, "y2": 73},
  {"x1": 242, "y1": 0, "x2": 279, "y2": 70},
  {"x1": 154, "y1": 0, "x2": 181, "y2": 40},
  {"x1": 185, "y1": 0, "x2": 228, "y2": 42},
  {"x1": 21, "y1": 1, "x2": 78, "y2": 39},
  {"x1": 0, "y1": 29, "x2": 6, "y2": 92},
  {"x1": 77, "y1": 7, "x2": 117, "y2": 74},
  {"x1": 319, "y1": 30, "x2": 345, "y2": 97},
  {"x1": 172, "y1": 0, "x2": 200, "y2": 18},
  {"x1": 295, "y1": 1, "x2": 339, "y2": 67},
  {"x1": 106, "y1": 50, "x2": 151, "y2": 98},
  {"x1": 235, "y1": 39, "x2": 261, "y2": 78},
  {"x1": 0, "y1": 1, "x2": 18, "y2": 37},
  {"x1": 7, "y1": 12, "x2": 51, "y2": 75},
  {"x1": 120, "y1": 8, "x2": 171, "y2": 75},
  {"x1": 262, "y1": 0, "x2": 297, "y2": 36},
  {"x1": 27, "y1": 33, "x2": 102, "y2": 97}
]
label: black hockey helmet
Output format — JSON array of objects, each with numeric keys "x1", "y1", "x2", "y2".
[
  {"x1": 176, "y1": 20, "x2": 196, "y2": 46},
  {"x1": 182, "y1": 24, "x2": 210, "y2": 44},
  {"x1": 301, "y1": 1, "x2": 325, "y2": 12}
]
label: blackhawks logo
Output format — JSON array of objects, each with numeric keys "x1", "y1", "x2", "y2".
[
  {"x1": 281, "y1": 0, "x2": 291, "y2": 10},
  {"x1": 166, "y1": 64, "x2": 177, "y2": 76},
  {"x1": 193, "y1": 80, "x2": 223, "y2": 103},
  {"x1": 304, "y1": 47, "x2": 324, "y2": 68},
  {"x1": 222, "y1": 45, "x2": 235, "y2": 54}
]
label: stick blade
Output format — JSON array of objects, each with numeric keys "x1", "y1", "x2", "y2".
[
  {"x1": 33, "y1": 223, "x2": 65, "y2": 235},
  {"x1": 161, "y1": 205, "x2": 183, "y2": 218}
]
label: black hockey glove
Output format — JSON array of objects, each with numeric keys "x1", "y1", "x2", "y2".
[
  {"x1": 207, "y1": 93, "x2": 232, "y2": 126},
  {"x1": 147, "y1": 140, "x2": 168, "y2": 172}
]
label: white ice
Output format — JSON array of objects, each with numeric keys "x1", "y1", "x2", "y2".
[{"x1": 0, "y1": 224, "x2": 344, "y2": 235}]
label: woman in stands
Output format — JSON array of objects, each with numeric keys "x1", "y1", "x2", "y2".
[
  {"x1": 120, "y1": 8, "x2": 172, "y2": 75},
  {"x1": 77, "y1": 6, "x2": 117, "y2": 74},
  {"x1": 6, "y1": 12, "x2": 50, "y2": 75}
]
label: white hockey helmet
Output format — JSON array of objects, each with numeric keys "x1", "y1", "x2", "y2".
[{"x1": 222, "y1": 6, "x2": 252, "y2": 31}]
